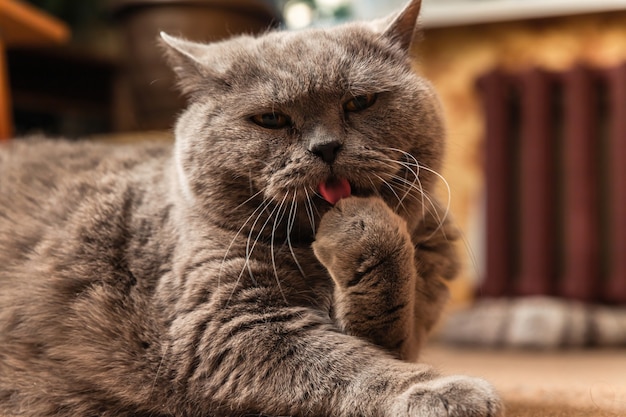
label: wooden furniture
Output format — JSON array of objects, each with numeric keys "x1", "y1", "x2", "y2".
[{"x1": 0, "y1": 0, "x2": 69, "y2": 140}]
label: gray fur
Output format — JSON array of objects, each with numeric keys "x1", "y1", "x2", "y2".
[{"x1": 0, "y1": 1, "x2": 502, "y2": 415}]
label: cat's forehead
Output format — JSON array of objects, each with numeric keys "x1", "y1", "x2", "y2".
[
  {"x1": 262, "y1": 24, "x2": 400, "y2": 69},
  {"x1": 227, "y1": 24, "x2": 409, "y2": 100}
]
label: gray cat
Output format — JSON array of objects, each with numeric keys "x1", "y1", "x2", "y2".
[{"x1": 0, "y1": 0, "x2": 502, "y2": 416}]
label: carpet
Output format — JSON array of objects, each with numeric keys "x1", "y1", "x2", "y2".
[{"x1": 422, "y1": 344, "x2": 626, "y2": 416}]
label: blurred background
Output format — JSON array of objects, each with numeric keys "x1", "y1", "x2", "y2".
[
  {"x1": 4, "y1": 0, "x2": 413, "y2": 138},
  {"x1": 3, "y1": 0, "x2": 626, "y2": 318}
]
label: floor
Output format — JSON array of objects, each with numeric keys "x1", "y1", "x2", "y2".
[{"x1": 422, "y1": 344, "x2": 626, "y2": 416}]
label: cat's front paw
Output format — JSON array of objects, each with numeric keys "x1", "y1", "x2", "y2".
[
  {"x1": 389, "y1": 375, "x2": 503, "y2": 417},
  {"x1": 312, "y1": 196, "x2": 413, "y2": 287}
]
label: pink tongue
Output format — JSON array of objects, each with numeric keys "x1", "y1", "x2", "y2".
[{"x1": 318, "y1": 178, "x2": 351, "y2": 205}]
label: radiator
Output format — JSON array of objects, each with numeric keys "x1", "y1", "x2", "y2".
[{"x1": 478, "y1": 65, "x2": 626, "y2": 304}]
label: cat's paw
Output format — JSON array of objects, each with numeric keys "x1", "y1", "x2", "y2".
[
  {"x1": 312, "y1": 196, "x2": 412, "y2": 286},
  {"x1": 389, "y1": 375, "x2": 503, "y2": 417}
]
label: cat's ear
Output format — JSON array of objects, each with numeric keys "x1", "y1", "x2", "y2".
[
  {"x1": 382, "y1": 0, "x2": 422, "y2": 51},
  {"x1": 159, "y1": 32, "x2": 231, "y2": 95}
]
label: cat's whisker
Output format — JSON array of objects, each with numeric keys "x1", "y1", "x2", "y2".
[
  {"x1": 418, "y1": 190, "x2": 444, "y2": 234},
  {"x1": 149, "y1": 342, "x2": 169, "y2": 401},
  {"x1": 366, "y1": 176, "x2": 382, "y2": 198},
  {"x1": 390, "y1": 148, "x2": 452, "y2": 222},
  {"x1": 233, "y1": 188, "x2": 266, "y2": 212},
  {"x1": 287, "y1": 192, "x2": 306, "y2": 279},
  {"x1": 365, "y1": 166, "x2": 424, "y2": 216},
  {"x1": 272, "y1": 193, "x2": 291, "y2": 233},
  {"x1": 377, "y1": 159, "x2": 421, "y2": 210},
  {"x1": 367, "y1": 172, "x2": 444, "y2": 238},
  {"x1": 396, "y1": 165, "x2": 417, "y2": 210},
  {"x1": 416, "y1": 163, "x2": 452, "y2": 241},
  {"x1": 218, "y1": 196, "x2": 270, "y2": 288},
  {"x1": 271, "y1": 193, "x2": 290, "y2": 304},
  {"x1": 386, "y1": 170, "x2": 445, "y2": 231},
  {"x1": 373, "y1": 173, "x2": 409, "y2": 214},
  {"x1": 244, "y1": 199, "x2": 282, "y2": 282},
  {"x1": 379, "y1": 154, "x2": 418, "y2": 182},
  {"x1": 303, "y1": 187, "x2": 316, "y2": 235},
  {"x1": 380, "y1": 148, "x2": 452, "y2": 241},
  {"x1": 393, "y1": 182, "x2": 425, "y2": 215},
  {"x1": 308, "y1": 186, "x2": 323, "y2": 219},
  {"x1": 399, "y1": 168, "x2": 477, "y2": 282},
  {"x1": 374, "y1": 164, "x2": 424, "y2": 222},
  {"x1": 383, "y1": 146, "x2": 417, "y2": 165},
  {"x1": 456, "y1": 225, "x2": 481, "y2": 284},
  {"x1": 385, "y1": 171, "x2": 436, "y2": 219},
  {"x1": 227, "y1": 199, "x2": 278, "y2": 304},
  {"x1": 381, "y1": 146, "x2": 415, "y2": 164},
  {"x1": 380, "y1": 155, "x2": 426, "y2": 218}
]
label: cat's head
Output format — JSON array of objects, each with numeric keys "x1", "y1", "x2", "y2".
[{"x1": 161, "y1": 0, "x2": 445, "y2": 232}]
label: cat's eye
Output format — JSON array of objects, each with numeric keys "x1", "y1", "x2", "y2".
[
  {"x1": 251, "y1": 112, "x2": 292, "y2": 129},
  {"x1": 344, "y1": 93, "x2": 378, "y2": 113}
]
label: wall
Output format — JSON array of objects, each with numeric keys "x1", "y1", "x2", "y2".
[{"x1": 415, "y1": 11, "x2": 626, "y2": 304}]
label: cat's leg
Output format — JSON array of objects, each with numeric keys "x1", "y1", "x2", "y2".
[
  {"x1": 312, "y1": 196, "x2": 450, "y2": 361},
  {"x1": 167, "y1": 286, "x2": 502, "y2": 417}
]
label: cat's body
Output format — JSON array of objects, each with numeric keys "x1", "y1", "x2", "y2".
[{"x1": 0, "y1": 1, "x2": 502, "y2": 416}]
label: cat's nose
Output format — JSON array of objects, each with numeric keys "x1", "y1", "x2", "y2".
[{"x1": 309, "y1": 139, "x2": 342, "y2": 164}]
